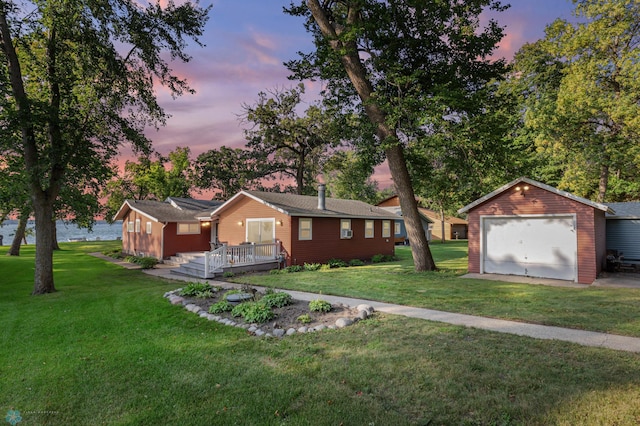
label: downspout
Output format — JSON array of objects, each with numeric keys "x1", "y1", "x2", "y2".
[{"x1": 161, "y1": 222, "x2": 168, "y2": 260}]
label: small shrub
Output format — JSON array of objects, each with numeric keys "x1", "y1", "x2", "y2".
[
  {"x1": 309, "y1": 299, "x2": 332, "y2": 313},
  {"x1": 208, "y1": 300, "x2": 233, "y2": 314},
  {"x1": 297, "y1": 314, "x2": 312, "y2": 324},
  {"x1": 261, "y1": 292, "x2": 293, "y2": 308},
  {"x1": 223, "y1": 271, "x2": 235, "y2": 278},
  {"x1": 327, "y1": 258, "x2": 348, "y2": 268},
  {"x1": 242, "y1": 303, "x2": 275, "y2": 323},
  {"x1": 269, "y1": 269, "x2": 283, "y2": 275},
  {"x1": 348, "y1": 258, "x2": 365, "y2": 267},
  {"x1": 303, "y1": 262, "x2": 321, "y2": 271},
  {"x1": 285, "y1": 265, "x2": 303, "y2": 273},
  {"x1": 180, "y1": 282, "x2": 213, "y2": 297},
  {"x1": 124, "y1": 255, "x2": 158, "y2": 269},
  {"x1": 371, "y1": 254, "x2": 397, "y2": 263},
  {"x1": 231, "y1": 302, "x2": 252, "y2": 318}
]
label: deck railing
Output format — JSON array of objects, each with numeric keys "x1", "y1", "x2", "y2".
[{"x1": 204, "y1": 242, "x2": 280, "y2": 277}]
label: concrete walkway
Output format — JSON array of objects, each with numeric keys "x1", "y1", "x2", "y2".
[{"x1": 133, "y1": 263, "x2": 640, "y2": 354}]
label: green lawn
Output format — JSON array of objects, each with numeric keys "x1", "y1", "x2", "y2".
[
  {"x1": 234, "y1": 242, "x2": 640, "y2": 338},
  {"x1": 1, "y1": 242, "x2": 640, "y2": 425}
]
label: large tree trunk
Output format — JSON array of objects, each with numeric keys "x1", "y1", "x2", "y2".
[
  {"x1": 32, "y1": 196, "x2": 56, "y2": 294},
  {"x1": 7, "y1": 213, "x2": 28, "y2": 256},
  {"x1": 597, "y1": 163, "x2": 609, "y2": 203},
  {"x1": 307, "y1": 0, "x2": 435, "y2": 271},
  {"x1": 52, "y1": 222, "x2": 60, "y2": 251},
  {"x1": 0, "y1": 9, "x2": 58, "y2": 294}
]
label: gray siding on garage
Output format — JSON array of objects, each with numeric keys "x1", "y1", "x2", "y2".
[{"x1": 606, "y1": 219, "x2": 640, "y2": 261}]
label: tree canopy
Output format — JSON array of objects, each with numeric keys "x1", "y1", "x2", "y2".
[
  {"x1": 286, "y1": 0, "x2": 508, "y2": 270},
  {"x1": 512, "y1": 0, "x2": 640, "y2": 202},
  {"x1": 0, "y1": 0, "x2": 210, "y2": 294}
]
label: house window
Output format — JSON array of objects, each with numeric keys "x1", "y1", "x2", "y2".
[
  {"x1": 127, "y1": 221, "x2": 134, "y2": 232},
  {"x1": 299, "y1": 218, "x2": 312, "y2": 241},
  {"x1": 365, "y1": 220, "x2": 374, "y2": 238},
  {"x1": 395, "y1": 222, "x2": 401, "y2": 235},
  {"x1": 246, "y1": 218, "x2": 275, "y2": 243},
  {"x1": 340, "y1": 219, "x2": 352, "y2": 239},
  {"x1": 382, "y1": 220, "x2": 391, "y2": 238},
  {"x1": 135, "y1": 219, "x2": 141, "y2": 233},
  {"x1": 177, "y1": 223, "x2": 200, "y2": 235},
  {"x1": 146, "y1": 222, "x2": 152, "y2": 234}
]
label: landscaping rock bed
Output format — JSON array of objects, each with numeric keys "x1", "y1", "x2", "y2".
[{"x1": 164, "y1": 286, "x2": 375, "y2": 338}]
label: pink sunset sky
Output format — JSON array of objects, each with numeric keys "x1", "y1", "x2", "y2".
[{"x1": 136, "y1": 0, "x2": 576, "y2": 190}]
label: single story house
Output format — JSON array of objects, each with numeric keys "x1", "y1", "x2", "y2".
[
  {"x1": 113, "y1": 197, "x2": 223, "y2": 260},
  {"x1": 376, "y1": 195, "x2": 432, "y2": 244},
  {"x1": 212, "y1": 185, "x2": 398, "y2": 266},
  {"x1": 418, "y1": 208, "x2": 468, "y2": 241},
  {"x1": 458, "y1": 177, "x2": 612, "y2": 284}
]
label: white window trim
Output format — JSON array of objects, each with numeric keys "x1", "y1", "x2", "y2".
[
  {"x1": 246, "y1": 218, "x2": 276, "y2": 243},
  {"x1": 382, "y1": 220, "x2": 391, "y2": 238},
  {"x1": 135, "y1": 218, "x2": 141, "y2": 233},
  {"x1": 177, "y1": 222, "x2": 200, "y2": 235},
  {"x1": 299, "y1": 218, "x2": 312, "y2": 241},
  {"x1": 340, "y1": 219, "x2": 352, "y2": 239},
  {"x1": 146, "y1": 222, "x2": 152, "y2": 234},
  {"x1": 365, "y1": 220, "x2": 374, "y2": 238},
  {"x1": 394, "y1": 221, "x2": 401, "y2": 235},
  {"x1": 127, "y1": 221, "x2": 134, "y2": 233}
]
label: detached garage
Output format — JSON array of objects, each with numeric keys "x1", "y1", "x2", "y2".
[{"x1": 459, "y1": 177, "x2": 612, "y2": 284}]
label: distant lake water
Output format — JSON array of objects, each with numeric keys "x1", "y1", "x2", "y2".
[{"x1": 0, "y1": 220, "x2": 122, "y2": 245}]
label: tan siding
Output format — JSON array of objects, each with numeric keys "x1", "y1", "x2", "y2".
[
  {"x1": 120, "y1": 210, "x2": 164, "y2": 259},
  {"x1": 467, "y1": 184, "x2": 602, "y2": 284},
  {"x1": 377, "y1": 196, "x2": 400, "y2": 207},
  {"x1": 217, "y1": 197, "x2": 291, "y2": 254}
]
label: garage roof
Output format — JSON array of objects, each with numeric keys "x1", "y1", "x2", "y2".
[{"x1": 458, "y1": 177, "x2": 614, "y2": 214}]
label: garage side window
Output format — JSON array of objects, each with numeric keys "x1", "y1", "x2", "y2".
[
  {"x1": 365, "y1": 220, "x2": 374, "y2": 238},
  {"x1": 135, "y1": 219, "x2": 141, "y2": 233},
  {"x1": 394, "y1": 222, "x2": 401, "y2": 235},
  {"x1": 299, "y1": 218, "x2": 312, "y2": 240},
  {"x1": 127, "y1": 221, "x2": 134, "y2": 232},
  {"x1": 146, "y1": 222, "x2": 152, "y2": 234},
  {"x1": 177, "y1": 223, "x2": 200, "y2": 235}
]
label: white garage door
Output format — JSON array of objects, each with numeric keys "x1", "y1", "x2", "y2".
[{"x1": 482, "y1": 216, "x2": 577, "y2": 281}]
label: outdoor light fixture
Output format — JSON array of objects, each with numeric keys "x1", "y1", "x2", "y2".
[
  {"x1": 237, "y1": 220, "x2": 243, "y2": 226},
  {"x1": 515, "y1": 185, "x2": 530, "y2": 196},
  {"x1": 276, "y1": 220, "x2": 283, "y2": 226}
]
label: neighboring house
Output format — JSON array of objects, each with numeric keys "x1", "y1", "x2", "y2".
[
  {"x1": 458, "y1": 177, "x2": 612, "y2": 284},
  {"x1": 605, "y1": 202, "x2": 640, "y2": 262},
  {"x1": 418, "y1": 208, "x2": 468, "y2": 241},
  {"x1": 113, "y1": 197, "x2": 223, "y2": 260},
  {"x1": 376, "y1": 195, "x2": 432, "y2": 244},
  {"x1": 212, "y1": 185, "x2": 398, "y2": 265}
]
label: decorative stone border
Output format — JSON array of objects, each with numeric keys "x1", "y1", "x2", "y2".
[{"x1": 163, "y1": 288, "x2": 375, "y2": 338}]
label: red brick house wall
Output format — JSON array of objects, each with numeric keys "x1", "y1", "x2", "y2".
[{"x1": 466, "y1": 184, "x2": 605, "y2": 284}]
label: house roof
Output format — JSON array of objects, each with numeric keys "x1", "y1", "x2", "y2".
[
  {"x1": 113, "y1": 198, "x2": 223, "y2": 223},
  {"x1": 605, "y1": 202, "x2": 640, "y2": 219},
  {"x1": 378, "y1": 206, "x2": 434, "y2": 224},
  {"x1": 418, "y1": 208, "x2": 468, "y2": 225},
  {"x1": 212, "y1": 190, "x2": 399, "y2": 220},
  {"x1": 458, "y1": 177, "x2": 614, "y2": 214}
]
